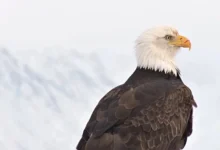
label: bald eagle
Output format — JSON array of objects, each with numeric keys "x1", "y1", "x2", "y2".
[{"x1": 76, "y1": 26, "x2": 197, "y2": 150}]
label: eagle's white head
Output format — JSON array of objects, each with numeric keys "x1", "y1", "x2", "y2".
[{"x1": 135, "y1": 26, "x2": 191, "y2": 76}]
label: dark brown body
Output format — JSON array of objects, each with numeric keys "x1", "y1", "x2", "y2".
[{"x1": 76, "y1": 68, "x2": 197, "y2": 150}]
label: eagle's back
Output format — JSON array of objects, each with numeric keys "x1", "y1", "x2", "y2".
[{"x1": 76, "y1": 68, "x2": 196, "y2": 150}]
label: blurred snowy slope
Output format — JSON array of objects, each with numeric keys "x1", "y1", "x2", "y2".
[{"x1": 0, "y1": 48, "x2": 134, "y2": 150}]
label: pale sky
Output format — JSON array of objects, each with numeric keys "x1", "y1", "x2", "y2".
[{"x1": 0, "y1": 0, "x2": 219, "y2": 53}]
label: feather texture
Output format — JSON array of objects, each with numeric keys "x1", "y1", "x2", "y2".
[{"x1": 76, "y1": 68, "x2": 197, "y2": 150}]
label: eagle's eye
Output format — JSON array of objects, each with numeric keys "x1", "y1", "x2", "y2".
[{"x1": 164, "y1": 35, "x2": 173, "y2": 40}]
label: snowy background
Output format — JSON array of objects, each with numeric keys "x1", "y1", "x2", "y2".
[{"x1": 1, "y1": 0, "x2": 220, "y2": 150}]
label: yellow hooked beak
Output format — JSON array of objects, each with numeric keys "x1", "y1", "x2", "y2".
[{"x1": 169, "y1": 35, "x2": 191, "y2": 50}]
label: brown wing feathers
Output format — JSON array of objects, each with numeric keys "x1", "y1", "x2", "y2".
[{"x1": 77, "y1": 83, "x2": 196, "y2": 150}]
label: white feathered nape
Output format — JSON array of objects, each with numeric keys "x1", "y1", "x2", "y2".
[{"x1": 135, "y1": 26, "x2": 180, "y2": 76}]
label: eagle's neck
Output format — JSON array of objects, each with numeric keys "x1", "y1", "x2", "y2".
[
  {"x1": 124, "y1": 67, "x2": 181, "y2": 86},
  {"x1": 135, "y1": 44, "x2": 179, "y2": 76}
]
